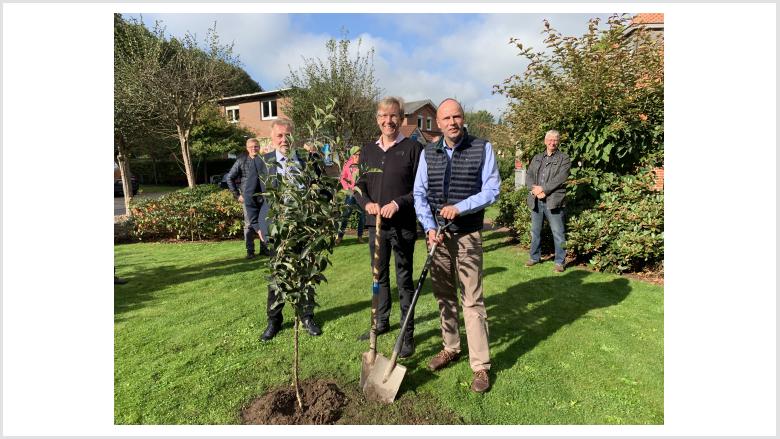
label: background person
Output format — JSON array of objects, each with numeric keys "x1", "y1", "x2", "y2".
[
  {"x1": 336, "y1": 152, "x2": 365, "y2": 244},
  {"x1": 226, "y1": 138, "x2": 268, "y2": 259},
  {"x1": 524, "y1": 129, "x2": 571, "y2": 273}
]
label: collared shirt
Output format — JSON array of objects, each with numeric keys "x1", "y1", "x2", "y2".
[
  {"x1": 274, "y1": 149, "x2": 289, "y2": 176},
  {"x1": 413, "y1": 137, "x2": 501, "y2": 232},
  {"x1": 537, "y1": 149, "x2": 559, "y2": 187},
  {"x1": 375, "y1": 133, "x2": 406, "y2": 152}
]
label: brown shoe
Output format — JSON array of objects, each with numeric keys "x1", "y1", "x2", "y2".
[
  {"x1": 427, "y1": 349, "x2": 460, "y2": 371},
  {"x1": 471, "y1": 369, "x2": 490, "y2": 393},
  {"x1": 334, "y1": 236, "x2": 343, "y2": 245},
  {"x1": 525, "y1": 260, "x2": 539, "y2": 267},
  {"x1": 554, "y1": 263, "x2": 565, "y2": 273}
]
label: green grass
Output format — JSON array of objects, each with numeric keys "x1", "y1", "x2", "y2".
[{"x1": 114, "y1": 229, "x2": 663, "y2": 424}]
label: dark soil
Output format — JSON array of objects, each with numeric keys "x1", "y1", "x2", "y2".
[
  {"x1": 241, "y1": 379, "x2": 347, "y2": 425},
  {"x1": 240, "y1": 378, "x2": 464, "y2": 425}
]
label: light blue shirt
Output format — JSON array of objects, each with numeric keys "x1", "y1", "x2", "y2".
[{"x1": 413, "y1": 137, "x2": 501, "y2": 232}]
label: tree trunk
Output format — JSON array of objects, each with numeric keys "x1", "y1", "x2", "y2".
[
  {"x1": 293, "y1": 313, "x2": 303, "y2": 410},
  {"x1": 115, "y1": 133, "x2": 134, "y2": 218},
  {"x1": 152, "y1": 157, "x2": 159, "y2": 185},
  {"x1": 177, "y1": 126, "x2": 196, "y2": 188}
]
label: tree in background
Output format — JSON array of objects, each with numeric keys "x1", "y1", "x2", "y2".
[
  {"x1": 283, "y1": 35, "x2": 380, "y2": 148},
  {"x1": 114, "y1": 14, "x2": 260, "y2": 188},
  {"x1": 114, "y1": 13, "x2": 166, "y2": 215},
  {"x1": 189, "y1": 104, "x2": 255, "y2": 182},
  {"x1": 463, "y1": 110, "x2": 495, "y2": 139},
  {"x1": 495, "y1": 14, "x2": 663, "y2": 174}
]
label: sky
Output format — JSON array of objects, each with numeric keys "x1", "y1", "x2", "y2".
[{"x1": 124, "y1": 13, "x2": 615, "y2": 119}]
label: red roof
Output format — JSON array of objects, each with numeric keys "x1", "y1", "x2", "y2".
[
  {"x1": 399, "y1": 125, "x2": 419, "y2": 138},
  {"x1": 631, "y1": 13, "x2": 664, "y2": 24}
]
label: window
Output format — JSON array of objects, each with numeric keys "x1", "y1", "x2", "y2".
[
  {"x1": 417, "y1": 115, "x2": 423, "y2": 129},
  {"x1": 262, "y1": 99, "x2": 278, "y2": 120},
  {"x1": 426, "y1": 117, "x2": 432, "y2": 130},
  {"x1": 226, "y1": 105, "x2": 239, "y2": 123}
]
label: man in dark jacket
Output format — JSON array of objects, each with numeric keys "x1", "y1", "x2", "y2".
[
  {"x1": 259, "y1": 118, "x2": 323, "y2": 341},
  {"x1": 227, "y1": 138, "x2": 268, "y2": 259},
  {"x1": 354, "y1": 96, "x2": 423, "y2": 358},
  {"x1": 524, "y1": 130, "x2": 571, "y2": 272}
]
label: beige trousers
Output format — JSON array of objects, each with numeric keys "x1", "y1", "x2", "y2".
[{"x1": 430, "y1": 230, "x2": 490, "y2": 371}]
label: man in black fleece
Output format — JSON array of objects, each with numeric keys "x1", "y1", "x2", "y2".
[{"x1": 354, "y1": 96, "x2": 423, "y2": 358}]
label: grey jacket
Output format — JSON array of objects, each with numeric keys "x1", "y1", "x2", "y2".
[{"x1": 525, "y1": 150, "x2": 571, "y2": 210}]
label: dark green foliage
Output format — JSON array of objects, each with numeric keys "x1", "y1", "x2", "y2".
[
  {"x1": 566, "y1": 170, "x2": 664, "y2": 273},
  {"x1": 463, "y1": 110, "x2": 495, "y2": 139},
  {"x1": 130, "y1": 185, "x2": 243, "y2": 241},
  {"x1": 496, "y1": 14, "x2": 663, "y2": 173}
]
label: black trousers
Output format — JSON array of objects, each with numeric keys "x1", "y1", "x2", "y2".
[
  {"x1": 368, "y1": 225, "x2": 417, "y2": 336},
  {"x1": 266, "y1": 237, "x2": 314, "y2": 324},
  {"x1": 267, "y1": 286, "x2": 314, "y2": 324}
]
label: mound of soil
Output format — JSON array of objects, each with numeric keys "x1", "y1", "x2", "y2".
[{"x1": 241, "y1": 379, "x2": 347, "y2": 425}]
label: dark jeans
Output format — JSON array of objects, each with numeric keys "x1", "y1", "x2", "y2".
[
  {"x1": 529, "y1": 199, "x2": 566, "y2": 265},
  {"x1": 367, "y1": 225, "x2": 417, "y2": 336},
  {"x1": 243, "y1": 200, "x2": 266, "y2": 254},
  {"x1": 338, "y1": 195, "x2": 365, "y2": 238}
]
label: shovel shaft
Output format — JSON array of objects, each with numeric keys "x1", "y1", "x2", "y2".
[
  {"x1": 384, "y1": 221, "x2": 451, "y2": 378},
  {"x1": 369, "y1": 214, "x2": 382, "y2": 356}
]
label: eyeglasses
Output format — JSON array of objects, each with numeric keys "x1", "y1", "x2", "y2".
[{"x1": 377, "y1": 113, "x2": 400, "y2": 120}]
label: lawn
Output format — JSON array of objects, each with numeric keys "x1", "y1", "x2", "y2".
[{"x1": 114, "y1": 227, "x2": 663, "y2": 425}]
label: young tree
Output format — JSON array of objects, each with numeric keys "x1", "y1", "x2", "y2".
[
  {"x1": 283, "y1": 35, "x2": 380, "y2": 147},
  {"x1": 262, "y1": 100, "x2": 364, "y2": 409},
  {"x1": 495, "y1": 14, "x2": 664, "y2": 174}
]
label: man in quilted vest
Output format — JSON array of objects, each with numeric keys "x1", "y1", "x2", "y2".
[{"x1": 413, "y1": 98, "x2": 501, "y2": 393}]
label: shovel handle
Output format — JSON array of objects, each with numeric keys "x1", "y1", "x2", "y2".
[{"x1": 369, "y1": 214, "x2": 382, "y2": 354}]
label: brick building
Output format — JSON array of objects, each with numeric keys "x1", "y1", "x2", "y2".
[{"x1": 217, "y1": 88, "x2": 292, "y2": 142}]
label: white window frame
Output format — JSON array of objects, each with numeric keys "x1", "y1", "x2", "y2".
[
  {"x1": 417, "y1": 115, "x2": 423, "y2": 129},
  {"x1": 426, "y1": 117, "x2": 432, "y2": 131},
  {"x1": 261, "y1": 99, "x2": 278, "y2": 120},
  {"x1": 226, "y1": 105, "x2": 240, "y2": 123}
]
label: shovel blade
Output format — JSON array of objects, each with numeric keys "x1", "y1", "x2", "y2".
[
  {"x1": 360, "y1": 351, "x2": 377, "y2": 389},
  {"x1": 362, "y1": 356, "x2": 407, "y2": 404}
]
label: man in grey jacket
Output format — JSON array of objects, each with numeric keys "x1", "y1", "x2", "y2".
[{"x1": 525, "y1": 130, "x2": 571, "y2": 272}]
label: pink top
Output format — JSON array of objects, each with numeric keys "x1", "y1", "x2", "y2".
[{"x1": 340, "y1": 154, "x2": 360, "y2": 190}]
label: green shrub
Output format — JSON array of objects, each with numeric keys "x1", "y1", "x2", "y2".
[
  {"x1": 566, "y1": 170, "x2": 663, "y2": 273},
  {"x1": 130, "y1": 185, "x2": 244, "y2": 241}
]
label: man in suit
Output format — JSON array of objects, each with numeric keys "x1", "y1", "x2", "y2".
[
  {"x1": 524, "y1": 129, "x2": 571, "y2": 273},
  {"x1": 259, "y1": 118, "x2": 323, "y2": 341}
]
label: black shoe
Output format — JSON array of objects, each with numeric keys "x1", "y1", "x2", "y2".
[
  {"x1": 260, "y1": 321, "x2": 281, "y2": 341},
  {"x1": 246, "y1": 252, "x2": 256, "y2": 260},
  {"x1": 301, "y1": 317, "x2": 322, "y2": 336},
  {"x1": 399, "y1": 335, "x2": 415, "y2": 359},
  {"x1": 357, "y1": 325, "x2": 389, "y2": 341},
  {"x1": 114, "y1": 276, "x2": 128, "y2": 285}
]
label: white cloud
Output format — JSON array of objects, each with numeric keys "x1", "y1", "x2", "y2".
[{"x1": 126, "y1": 13, "x2": 612, "y2": 118}]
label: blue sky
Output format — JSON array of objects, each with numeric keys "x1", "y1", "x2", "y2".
[{"x1": 126, "y1": 13, "x2": 616, "y2": 118}]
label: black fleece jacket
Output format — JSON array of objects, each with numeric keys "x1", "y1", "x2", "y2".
[{"x1": 354, "y1": 137, "x2": 423, "y2": 230}]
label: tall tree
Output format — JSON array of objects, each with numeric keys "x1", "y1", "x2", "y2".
[
  {"x1": 464, "y1": 110, "x2": 495, "y2": 139},
  {"x1": 495, "y1": 14, "x2": 664, "y2": 173},
  {"x1": 283, "y1": 35, "x2": 380, "y2": 148},
  {"x1": 130, "y1": 19, "x2": 247, "y2": 187},
  {"x1": 114, "y1": 13, "x2": 165, "y2": 216}
]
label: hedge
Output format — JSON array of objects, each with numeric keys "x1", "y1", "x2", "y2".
[{"x1": 129, "y1": 185, "x2": 243, "y2": 241}]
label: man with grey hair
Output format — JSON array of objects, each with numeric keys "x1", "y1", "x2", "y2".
[
  {"x1": 227, "y1": 137, "x2": 268, "y2": 259},
  {"x1": 259, "y1": 118, "x2": 323, "y2": 341},
  {"x1": 354, "y1": 96, "x2": 423, "y2": 358},
  {"x1": 524, "y1": 129, "x2": 571, "y2": 272}
]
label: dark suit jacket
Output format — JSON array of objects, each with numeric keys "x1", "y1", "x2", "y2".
[{"x1": 258, "y1": 150, "x2": 307, "y2": 238}]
